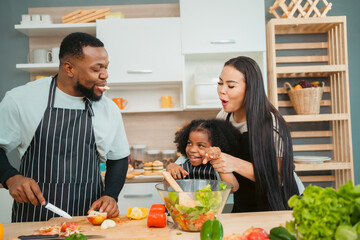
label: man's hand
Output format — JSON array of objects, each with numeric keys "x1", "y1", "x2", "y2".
[
  {"x1": 6, "y1": 174, "x2": 45, "y2": 206},
  {"x1": 166, "y1": 163, "x2": 188, "y2": 180},
  {"x1": 88, "y1": 195, "x2": 119, "y2": 218}
]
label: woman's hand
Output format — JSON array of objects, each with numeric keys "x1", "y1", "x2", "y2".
[
  {"x1": 202, "y1": 147, "x2": 221, "y2": 164},
  {"x1": 209, "y1": 152, "x2": 236, "y2": 173},
  {"x1": 166, "y1": 163, "x2": 188, "y2": 180}
]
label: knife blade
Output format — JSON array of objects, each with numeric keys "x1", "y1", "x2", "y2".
[
  {"x1": 18, "y1": 234, "x2": 106, "y2": 240},
  {"x1": 45, "y1": 202, "x2": 72, "y2": 219}
]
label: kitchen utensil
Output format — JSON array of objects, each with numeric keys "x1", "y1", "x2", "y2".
[
  {"x1": 160, "y1": 96, "x2": 176, "y2": 108},
  {"x1": 112, "y1": 98, "x2": 128, "y2": 110},
  {"x1": 156, "y1": 179, "x2": 232, "y2": 231},
  {"x1": 21, "y1": 14, "x2": 31, "y2": 25},
  {"x1": 31, "y1": 49, "x2": 51, "y2": 63},
  {"x1": 18, "y1": 234, "x2": 106, "y2": 240},
  {"x1": 48, "y1": 47, "x2": 60, "y2": 63},
  {"x1": 45, "y1": 202, "x2": 72, "y2": 219},
  {"x1": 294, "y1": 156, "x2": 331, "y2": 164},
  {"x1": 162, "y1": 172, "x2": 197, "y2": 208},
  {"x1": 41, "y1": 14, "x2": 53, "y2": 24}
]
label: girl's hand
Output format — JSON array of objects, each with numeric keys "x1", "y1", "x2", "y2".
[
  {"x1": 166, "y1": 163, "x2": 188, "y2": 180},
  {"x1": 202, "y1": 147, "x2": 221, "y2": 164}
]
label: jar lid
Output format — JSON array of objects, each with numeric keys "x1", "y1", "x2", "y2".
[
  {"x1": 133, "y1": 145, "x2": 146, "y2": 149},
  {"x1": 161, "y1": 150, "x2": 176, "y2": 154},
  {"x1": 147, "y1": 150, "x2": 161, "y2": 155}
]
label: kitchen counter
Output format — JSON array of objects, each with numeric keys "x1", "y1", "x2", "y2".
[{"x1": 2, "y1": 211, "x2": 293, "y2": 239}]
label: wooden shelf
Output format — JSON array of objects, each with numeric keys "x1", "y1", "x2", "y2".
[
  {"x1": 295, "y1": 161, "x2": 352, "y2": 172},
  {"x1": 266, "y1": 17, "x2": 354, "y2": 188},
  {"x1": 14, "y1": 23, "x2": 96, "y2": 37},
  {"x1": 284, "y1": 113, "x2": 350, "y2": 122},
  {"x1": 270, "y1": 16, "x2": 346, "y2": 34},
  {"x1": 16, "y1": 63, "x2": 58, "y2": 73},
  {"x1": 276, "y1": 65, "x2": 346, "y2": 78}
]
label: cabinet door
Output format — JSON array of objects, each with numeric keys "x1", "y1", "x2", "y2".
[
  {"x1": 97, "y1": 18, "x2": 183, "y2": 83},
  {"x1": 180, "y1": 0, "x2": 266, "y2": 54},
  {"x1": 117, "y1": 182, "x2": 163, "y2": 214}
]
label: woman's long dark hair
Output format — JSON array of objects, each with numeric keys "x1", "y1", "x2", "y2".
[{"x1": 224, "y1": 56, "x2": 298, "y2": 210}]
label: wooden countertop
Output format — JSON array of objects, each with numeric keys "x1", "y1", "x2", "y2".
[{"x1": 3, "y1": 211, "x2": 293, "y2": 240}]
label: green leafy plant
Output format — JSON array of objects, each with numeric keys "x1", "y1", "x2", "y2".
[{"x1": 286, "y1": 181, "x2": 360, "y2": 240}]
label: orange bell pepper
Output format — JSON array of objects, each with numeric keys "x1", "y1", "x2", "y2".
[{"x1": 147, "y1": 204, "x2": 167, "y2": 228}]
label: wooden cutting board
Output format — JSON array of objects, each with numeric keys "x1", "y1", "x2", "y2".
[{"x1": 3, "y1": 215, "x2": 169, "y2": 240}]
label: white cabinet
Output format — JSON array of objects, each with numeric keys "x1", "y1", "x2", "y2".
[
  {"x1": 180, "y1": 0, "x2": 267, "y2": 109},
  {"x1": 180, "y1": 0, "x2": 266, "y2": 54},
  {"x1": 117, "y1": 182, "x2": 163, "y2": 214},
  {"x1": 0, "y1": 188, "x2": 13, "y2": 223},
  {"x1": 96, "y1": 18, "x2": 183, "y2": 84}
]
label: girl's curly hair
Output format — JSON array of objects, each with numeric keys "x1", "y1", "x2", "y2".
[{"x1": 174, "y1": 119, "x2": 241, "y2": 157}]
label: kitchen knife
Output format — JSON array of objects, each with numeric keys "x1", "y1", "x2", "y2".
[
  {"x1": 18, "y1": 234, "x2": 106, "y2": 240},
  {"x1": 45, "y1": 202, "x2": 72, "y2": 219}
]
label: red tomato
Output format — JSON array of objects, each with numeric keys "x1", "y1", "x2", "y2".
[
  {"x1": 60, "y1": 222, "x2": 80, "y2": 232},
  {"x1": 242, "y1": 227, "x2": 269, "y2": 240}
]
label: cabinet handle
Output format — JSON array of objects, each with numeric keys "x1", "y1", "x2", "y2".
[
  {"x1": 126, "y1": 70, "x2": 153, "y2": 74},
  {"x1": 210, "y1": 40, "x2": 236, "y2": 44},
  {"x1": 123, "y1": 193, "x2": 153, "y2": 198}
]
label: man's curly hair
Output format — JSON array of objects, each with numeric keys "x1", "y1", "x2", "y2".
[{"x1": 174, "y1": 119, "x2": 242, "y2": 157}]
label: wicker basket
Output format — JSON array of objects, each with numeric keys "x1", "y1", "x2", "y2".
[{"x1": 284, "y1": 82, "x2": 324, "y2": 115}]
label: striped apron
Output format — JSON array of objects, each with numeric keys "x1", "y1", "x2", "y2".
[
  {"x1": 12, "y1": 76, "x2": 103, "y2": 222},
  {"x1": 180, "y1": 160, "x2": 218, "y2": 180}
]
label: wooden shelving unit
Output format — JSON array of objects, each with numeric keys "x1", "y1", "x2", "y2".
[{"x1": 266, "y1": 16, "x2": 354, "y2": 188}]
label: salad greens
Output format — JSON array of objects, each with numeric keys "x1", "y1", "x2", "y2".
[
  {"x1": 286, "y1": 181, "x2": 360, "y2": 240},
  {"x1": 165, "y1": 183, "x2": 228, "y2": 231}
]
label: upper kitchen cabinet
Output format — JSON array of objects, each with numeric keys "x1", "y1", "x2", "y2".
[
  {"x1": 96, "y1": 18, "x2": 183, "y2": 84},
  {"x1": 179, "y1": 0, "x2": 266, "y2": 54}
]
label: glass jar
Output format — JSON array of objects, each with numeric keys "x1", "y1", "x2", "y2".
[
  {"x1": 161, "y1": 150, "x2": 176, "y2": 168},
  {"x1": 132, "y1": 145, "x2": 146, "y2": 169},
  {"x1": 147, "y1": 150, "x2": 161, "y2": 162}
]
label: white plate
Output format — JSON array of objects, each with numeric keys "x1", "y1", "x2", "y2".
[{"x1": 294, "y1": 156, "x2": 331, "y2": 164}]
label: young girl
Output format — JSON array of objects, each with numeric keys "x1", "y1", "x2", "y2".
[{"x1": 166, "y1": 119, "x2": 241, "y2": 192}]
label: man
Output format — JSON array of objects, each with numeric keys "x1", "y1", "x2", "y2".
[{"x1": 0, "y1": 32, "x2": 129, "y2": 222}]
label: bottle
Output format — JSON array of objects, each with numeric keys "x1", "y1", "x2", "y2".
[
  {"x1": 132, "y1": 145, "x2": 146, "y2": 169},
  {"x1": 161, "y1": 150, "x2": 176, "y2": 168}
]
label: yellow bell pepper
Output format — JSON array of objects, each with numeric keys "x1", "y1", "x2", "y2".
[{"x1": 126, "y1": 207, "x2": 149, "y2": 220}]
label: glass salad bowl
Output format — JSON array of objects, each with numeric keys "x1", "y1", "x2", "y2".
[{"x1": 155, "y1": 179, "x2": 232, "y2": 231}]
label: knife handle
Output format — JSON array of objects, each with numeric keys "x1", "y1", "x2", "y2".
[{"x1": 18, "y1": 234, "x2": 59, "y2": 240}]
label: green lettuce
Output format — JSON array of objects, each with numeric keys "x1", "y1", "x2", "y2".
[{"x1": 287, "y1": 181, "x2": 360, "y2": 240}]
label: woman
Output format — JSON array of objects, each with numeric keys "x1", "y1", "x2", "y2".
[{"x1": 203, "y1": 56, "x2": 300, "y2": 212}]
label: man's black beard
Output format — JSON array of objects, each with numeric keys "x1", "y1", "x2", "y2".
[{"x1": 75, "y1": 81, "x2": 102, "y2": 101}]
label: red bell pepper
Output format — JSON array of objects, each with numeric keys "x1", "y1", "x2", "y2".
[{"x1": 147, "y1": 204, "x2": 167, "y2": 228}]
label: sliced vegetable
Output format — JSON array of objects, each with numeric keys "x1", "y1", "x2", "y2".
[
  {"x1": 100, "y1": 219, "x2": 116, "y2": 230},
  {"x1": 200, "y1": 219, "x2": 223, "y2": 240},
  {"x1": 87, "y1": 210, "x2": 107, "y2": 225},
  {"x1": 126, "y1": 207, "x2": 149, "y2": 220},
  {"x1": 147, "y1": 204, "x2": 167, "y2": 228}
]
